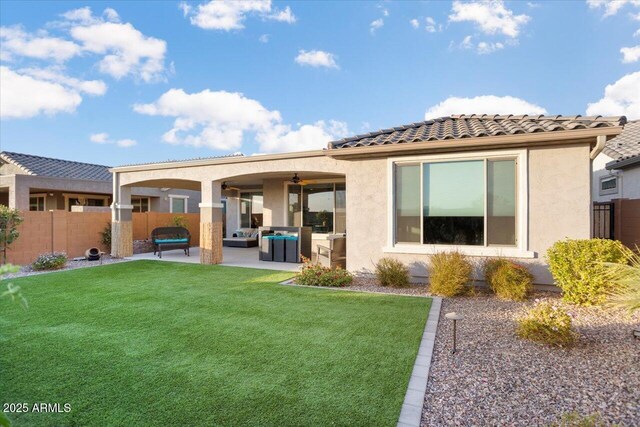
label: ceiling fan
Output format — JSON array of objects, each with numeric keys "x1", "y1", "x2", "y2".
[
  {"x1": 221, "y1": 181, "x2": 241, "y2": 191},
  {"x1": 289, "y1": 173, "x2": 318, "y2": 186}
]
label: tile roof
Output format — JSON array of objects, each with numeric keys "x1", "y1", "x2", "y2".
[
  {"x1": 0, "y1": 151, "x2": 112, "y2": 181},
  {"x1": 329, "y1": 114, "x2": 627, "y2": 149},
  {"x1": 115, "y1": 153, "x2": 244, "y2": 168},
  {"x1": 603, "y1": 120, "x2": 640, "y2": 163}
]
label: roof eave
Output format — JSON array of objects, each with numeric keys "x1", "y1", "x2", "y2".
[
  {"x1": 324, "y1": 127, "x2": 624, "y2": 159},
  {"x1": 605, "y1": 155, "x2": 640, "y2": 170}
]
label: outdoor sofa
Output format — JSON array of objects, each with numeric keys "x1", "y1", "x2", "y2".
[
  {"x1": 223, "y1": 228, "x2": 259, "y2": 248},
  {"x1": 151, "y1": 227, "x2": 191, "y2": 258}
]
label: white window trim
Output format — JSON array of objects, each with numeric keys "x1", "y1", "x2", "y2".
[
  {"x1": 168, "y1": 194, "x2": 189, "y2": 213},
  {"x1": 599, "y1": 175, "x2": 619, "y2": 196},
  {"x1": 283, "y1": 179, "x2": 346, "y2": 237},
  {"x1": 385, "y1": 149, "x2": 535, "y2": 258}
]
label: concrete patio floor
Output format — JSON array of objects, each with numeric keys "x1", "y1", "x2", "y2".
[{"x1": 128, "y1": 246, "x2": 301, "y2": 272}]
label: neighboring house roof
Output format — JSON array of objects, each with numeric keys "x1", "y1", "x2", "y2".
[
  {"x1": 115, "y1": 153, "x2": 244, "y2": 168},
  {"x1": 603, "y1": 120, "x2": 640, "y2": 170},
  {"x1": 0, "y1": 151, "x2": 112, "y2": 181},
  {"x1": 329, "y1": 114, "x2": 627, "y2": 149}
]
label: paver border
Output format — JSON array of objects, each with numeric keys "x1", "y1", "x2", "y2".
[{"x1": 397, "y1": 296, "x2": 442, "y2": 427}]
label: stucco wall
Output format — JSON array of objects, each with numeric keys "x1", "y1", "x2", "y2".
[
  {"x1": 592, "y1": 153, "x2": 640, "y2": 202},
  {"x1": 115, "y1": 144, "x2": 595, "y2": 285}
]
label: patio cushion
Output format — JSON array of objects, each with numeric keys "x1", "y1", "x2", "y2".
[{"x1": 155, "y1": 238, "x2": 189, "y2": 244}]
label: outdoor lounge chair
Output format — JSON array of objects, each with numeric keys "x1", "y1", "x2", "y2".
[
  {"x1": 151, "y1": 227, "x2": 191, "y2": 258},
  {"x1": 316, "y1": 235, "x2": 346, "y2": 269},
  {"x1": 223, "y1": 228, "x2": 259, "y2": 248}
]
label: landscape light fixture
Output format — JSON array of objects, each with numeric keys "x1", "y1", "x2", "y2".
[{"x1": 445, "y1": 312, "x2": 464, "y2": 354}]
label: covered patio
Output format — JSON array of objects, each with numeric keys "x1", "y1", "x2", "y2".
[{"x1": 128, "y1": 246, "x2": 301, "y2": 272}]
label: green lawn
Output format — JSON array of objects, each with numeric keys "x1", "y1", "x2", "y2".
[{"x1": 1, "y1": 261, "x2": 431, "y2": 426}]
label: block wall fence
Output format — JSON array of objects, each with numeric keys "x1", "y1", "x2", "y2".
[{"x1": 5, "y1": 211, "x2": 200, "y2": 265}]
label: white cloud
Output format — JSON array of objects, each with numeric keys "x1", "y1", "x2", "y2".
[
  {"x1": 586, "y1": 71, "x2": 640, "y2": 119},
  {"x1": 294, "y1": 50, "x2": 338, "y2": 69},
  {"x1": 0, "y1": 66, "x2": 82, "y2": 119},
  {"x1": 133, "y1": 88, "x2": 348, "y2": 153},
  {"x1": 90, "y1": 132, "x2": 136, "y2": 147},
  {"x1": 449, "y1": 0, "x2": 530, "y2": 38},
  {"x1": 103, "y1": 8, "x2": 120, "y2": 22},
  {"x1": 70, "y1": 19, "x2": 167, "y2": 82},
  {"x1": 477, "y1": 41, "x2": 504, "y2": 54},
  {"x1": 460, "y1": 35, "x2": 474, "y2": 49},
  {"x1": 181, "y1": 0, "x2": 295, "y2": 31},
  {"x1": 61, "y1": 7, "x2": 97, "y2": 24},
  {"x1": 116, "y1": 138, "x2": 137, "y2": 147},
  {"x1": 382, "y1": 9, "x2": 389, "y2": 17},
  {"x1": 425, "y1": 17, "x2": 438, "y2": 33},
  {"x1": 621, "y1": 45, "x2": 640, "y2": 62},
  {"x1": 587, "y1": 0, "x2": 640, "y2": 17},
  {"x1": 18, "y1": 67, "x2": 107, "y2": 95},
  {"x1": 0, "y1": 26, "x2": 81, "y2": 62},
  {"x1": 90, "y1": 132, "x2": 109, "y2": 143},
  {"x1": 370, "y1": 18, "x2": 384, "y2": 34},
  {"x1": 425, "y1": 95, "x2": 547, "y2": 119},
  {"x1": 259, "y1": 34, "x2": 269, "y2": 43},
  {"x1": 410, "y1": 19, "x2": 420, "y2": 29}
]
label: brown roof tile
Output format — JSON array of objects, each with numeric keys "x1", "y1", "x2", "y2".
[{"x1": 329, "y1": 114, "x2": 627, "y2": 149}]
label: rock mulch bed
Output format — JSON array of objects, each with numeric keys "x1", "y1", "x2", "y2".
[
  {"x1": 346, "y1": 275, "x2": 431, "y2": 296},
  {"x1": 3, "y1": 255, "x2": 127, "y2": 280},
  {"x1": 422, "y1": 294, "x2": 640, "y2": 426}
]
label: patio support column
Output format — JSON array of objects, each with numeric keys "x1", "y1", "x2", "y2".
[
  {"x1": 199, "y1": 180, "x2": 223, "y2": 264},
  {"x1": 8, "y1": 177, "x2": 29, "y2": 211},
  {"x1": 111, "y1": 174, "x2": 133, "y2": 258}
]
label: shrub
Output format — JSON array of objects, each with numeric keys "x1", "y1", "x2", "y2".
[
  {"x1": 375, "y1": 258, "x2": 410, "y2": 287},
  {"x1": 100, "y1": 222, "x2": 112, "y2": 247},
  {"x1": 484, "y1": 259, "x2": 533, "y2": 301},
  {"x1": 428, "y1": 252, "x2": 473, "y2": 296},
  {"x1": 170, "y1": 215, "x2": 188, "y2": 229},
  {"x1": 605, "y1": 248, "x2": 640, "y2": 314},
  {"x1": 516, "y1": 301, "x2": 575, "y2": 347},
  {"x1": 0, "y1": 206, "x2": 24, "y2": 264},
  {"x1": 32, "y1": 252, "x2": 68, "y2": 271},
  {"x1": 546, "y1": 238, "x2": 630, "y2": 306},
  {"x1": 295, "y1": 257, "x2": 353, "y2": 287}
]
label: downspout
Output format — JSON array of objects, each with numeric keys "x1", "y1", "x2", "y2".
[{"x1": 589, "y1": 135, "x2": 607, "y2": 160}]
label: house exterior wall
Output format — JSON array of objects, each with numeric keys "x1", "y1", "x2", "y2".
[
  {"x1": 115, "y1": 142, "x2": 595, "y2": 285},
  {"x1": 592, "y1": 153, "x2": 640, "y2": 202}
]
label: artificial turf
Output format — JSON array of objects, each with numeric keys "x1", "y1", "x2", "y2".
[{"x1": 1, "y1": 260, "x2": 431, "y2": 426}]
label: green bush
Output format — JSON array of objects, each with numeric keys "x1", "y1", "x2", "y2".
[
  {"x1": 295, "y1": 257, "x2": 353, "y2": 287},
  {"x1": 546, "y1": 238, "x2": 630, "y2": 306},
  {"x1": 428, "y1": 252, "x2": 473, "y2": 297},
  {"x1": 32, "y1": 252, "x2": 68, "y2": 271},
  {"x1": 375, "y1": 258, "x2": 410, "y2": 287},
  {"x1": 516, "y1": 301, "x2": 575, "y2": 347},
  {"x1": 484, "y1": 258, "x2": 533, "y2": 301},
  {"x1": 100, "y1": 222, "x2": 112, "y2": 247}
]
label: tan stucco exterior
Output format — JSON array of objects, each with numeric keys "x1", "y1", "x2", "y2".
[{"x1": 110, "y1": 134, "x2": 605, "y2": 285}]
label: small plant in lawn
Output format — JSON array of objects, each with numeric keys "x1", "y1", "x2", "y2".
[
  {"x1": 546, "y1": 238, "x2": 630, "y2": 306},
  {"x1": 428, "y1": 252, "x2": 473, "y2": 297},
  {"x1": 375, "y1": 257, "x2": 410, "y2": 287},
  {"x1": 295, "y1": 257, "x2": 353, "y2": 287},
  {"x1": 32, "y1": 252, "x2": 68, "y2": 271},
  {"x1": 516, "y1": 301, "x2": 576, "y2": 347},
  {"x1": 484, "y1": 258, "x2": 533, "y2": 301}
]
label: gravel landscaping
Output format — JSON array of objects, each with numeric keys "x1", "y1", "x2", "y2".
[
  {"x1": 422, "y1": 293, "x2": 640, "y2": 426},
  {"x1": 3, "y1": 255, "x2": 127, "y2": 279}
]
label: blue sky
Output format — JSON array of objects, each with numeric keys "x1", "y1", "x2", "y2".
[{"x1": 1, "y1": 0, "x2": 638, "y2": 166}]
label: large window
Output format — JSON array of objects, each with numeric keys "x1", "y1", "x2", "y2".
[
  {"x1": 287, "y1": 182, "x2": 346, "y2": 234},
  {"x1": 240, "y1": 192, "x2": 263, "y2": 228},
  {"x1": 394, "y1": 158, "x2": 517, "y2": 247}
]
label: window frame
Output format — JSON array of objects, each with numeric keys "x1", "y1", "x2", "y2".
[
  {"x1": 284, "y1": 179, "x2": 346, "y2": 237},
  {"x1": 599, "y1": 175, "x2": 618, "y2": 196},
  {"x1": 169, "y1": 194, "x2": 189, "y2": 214},
  {"x1": 385, "y1": 149, "x2": 533, "y2": 258},
  {"x1": 131, "y1": 197, "x2": 150, "y2": 213},
  {"x1": 29, "y1": 193, "x2": 46, "y2": 211}
]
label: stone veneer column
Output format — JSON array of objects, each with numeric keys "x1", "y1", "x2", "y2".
[
  {"x1": 111, "y1": 175, "x2": 133, "y2": 258},
  {"x1": 199, "y1": 180, "x2": 223, "y2": 264}
]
